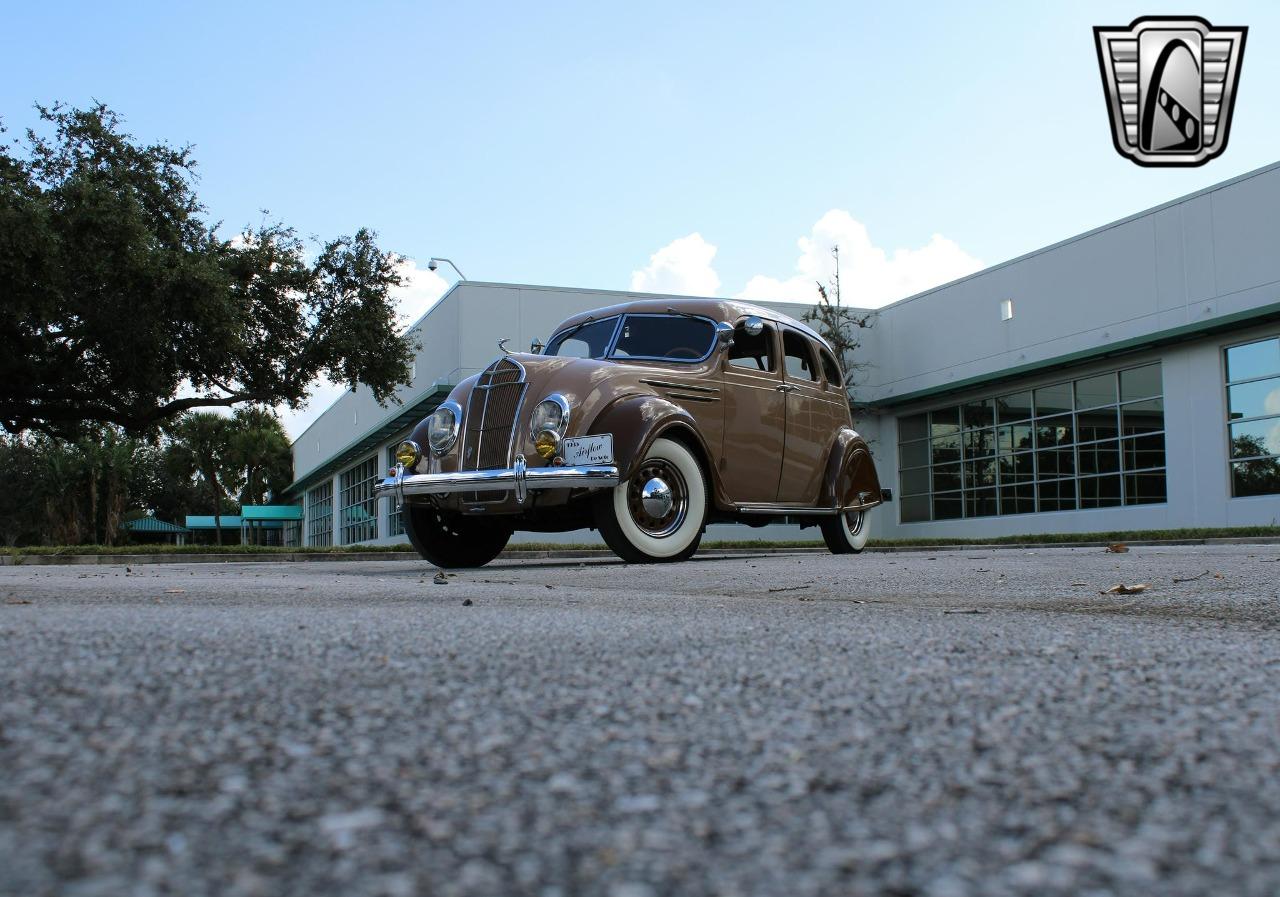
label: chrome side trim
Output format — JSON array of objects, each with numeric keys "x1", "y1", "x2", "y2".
[
  {"x1": 639, "y1": 378, "x2": 720, "y2": 394},
  {"x1": 374, "y1": 464, "x2": 620, "y2": 499},
  {"x1": 735, "y1": 501, "x2": 882, "y2": 516}
]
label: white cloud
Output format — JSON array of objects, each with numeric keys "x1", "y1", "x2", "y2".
[
  {"x1": 630, "y1": 232, "x2": 721, "y2": 297},
  {"x1": 277, "y1": 257, "x2": 450, "y2": 440},
  {"x1": 736, "y1": 210, "x2": 984, "y2": 309}
]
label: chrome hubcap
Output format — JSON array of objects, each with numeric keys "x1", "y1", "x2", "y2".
[
  {"x1": 640, "y1": 477, "x2": 673, "y2": 518},
  {"x1": 627, "y1": 460, "x2": 687, "y2": 538}
]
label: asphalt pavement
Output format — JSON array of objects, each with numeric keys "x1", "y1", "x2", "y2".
[{"x1": 2, "y1": 545, "x2": 1279, "y2": 896}]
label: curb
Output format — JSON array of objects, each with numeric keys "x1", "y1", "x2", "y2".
[{"x1": 3, "y1": 536, "x2": 1279, "y2": 566}]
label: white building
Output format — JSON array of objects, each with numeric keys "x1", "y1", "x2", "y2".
[{"x1": 286, "y1": 162, "x2": 1280, "y2": 544}]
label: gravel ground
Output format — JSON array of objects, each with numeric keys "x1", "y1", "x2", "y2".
[{"x1": 2, "y1": 545, "x2": 1279, "y2": 897}]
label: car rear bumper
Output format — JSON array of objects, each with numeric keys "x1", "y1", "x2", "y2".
[{"x1": 374, "y1": 455, "x2": 620, "y2": 505}]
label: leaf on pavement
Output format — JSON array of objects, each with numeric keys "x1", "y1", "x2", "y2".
[
  {"x1": 1101, "y1": 583, "x2": 1150, "y2": 595},
  {"x1": 1105, "y1": 543, "x2": 1129, "y2": 553}
]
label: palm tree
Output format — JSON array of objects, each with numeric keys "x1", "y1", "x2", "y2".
[
  {"x1": 228, "y1": 407, "x2": 293, "y2": 506},
  {"x1": 167, "y1": 412, "x2": 240, "y2": 544}
]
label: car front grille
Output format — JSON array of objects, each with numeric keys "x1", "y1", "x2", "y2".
[{"x1": 461, "y1": 357, "x2": 526, "y2": 473}]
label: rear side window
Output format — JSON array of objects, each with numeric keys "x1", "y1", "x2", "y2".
[
  {"x1": 728, "y1": 321, "x2": 776, "y2": 372},
  {"x1": 546, "y1": 317, "x2": 618, "y2": 359},
  {"x1": 782, "y1": 329, "x2": 818, "y2": 381},
  {"x1": 819, "y1": 347, "x2": 843, "y2": 387},
  {"x1": 611, "y1": 314, "x2": 714, "y2": 361}
]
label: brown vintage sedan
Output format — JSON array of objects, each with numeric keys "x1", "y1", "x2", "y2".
[{"x1": 374, "y1": 298, "x2": 884, "y2": 566}]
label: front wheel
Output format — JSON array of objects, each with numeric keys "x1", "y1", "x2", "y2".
[
  {"x1": 820, "y1": 510, "x2": 870, "y2": 554},
  {"x1": 593, "y1": 437, "x2": 707, "y2": 563},
  {"x1": 403, "y1": 505, "x2": 512, "y2": 568}
]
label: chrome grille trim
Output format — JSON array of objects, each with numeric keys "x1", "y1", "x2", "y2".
[{"x1": 461, "y1": 358, "x2": 527, "y2": 473}]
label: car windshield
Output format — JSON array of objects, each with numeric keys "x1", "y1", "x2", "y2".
[
  {"x1": 609, "y1": 314, "x2": 715, "y2": 362},
  {"x1": 545, "y1": 317, "x2": 619, "y2": 359}
]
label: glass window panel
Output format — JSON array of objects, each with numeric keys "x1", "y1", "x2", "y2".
[
  {"x1": 1121, "y1": 433, "x2": 1165, "y2": 471},
  {"x1": 930, "y1": 406, "x2": 960, "y2": 437},
  {"x1": 1227, "y1": 377, "x2": 1280, "y2": 421},
  {"x1": 1124, "y1": 470, "x2": 1167, "y2": 505},
  {"x1": 932, "y1": 463, "x2": 962, "y2": 493},
  {"x1": 899, "y1": 467, "x2": 932, "y2": 496},
  {"x1": 614, "y1": 315, "x2": 715, "y2": 362},
  {"x1": 1120, "y1": 363, "x2": 1162, "y2": 401},
  {"x1": 780, "y1": 328, "x2": 819, "y2": 380},
  {"x1": 996, "y1": 391, "x2": 1033, "y2": 423},
  {"x1": 1231, "y1": 458, "x2": 1280, "y2": 497},
  {"x1": 933, "y1": 492, "x2": 964, "y2": 520},
  {"x1": 1037, "y1": 448, "x2": 1075, "y2": 479},
  {"x1": 1080, "y1": 475, "x2": 1123, "y2": 509},
  {"x1": 1035, "y1": 414, "x2": 1075, "y2": 448},
  {"x1": 548, "y1": 316, "x2": 619, "y2": 359},
  {"x1": 1074, "y1": 373, "x2": 1118, "y2": 409},
  {"x1": 997, "y1": 423, "x2": 1035, "y2": 454},
  {"x1": 818, "y1": 348, "x2": 843, "y2": 387},
  {"x1": 899, "y1": 413, "x2": 928, "y2": 442},
  {"x1": 962, "y1": 398, "x2": 994, "y2": 430},
  {"x1": 728, "y1": 321, "x2": 776, "y2": 372},
  {"x1": 931, "y1": 433, "x2": 961, "y2": 465},
  {"x1": 999, "y1": 484, "x2": 1036, "y2": 515},
  {"x1": 1230, "y1": 418, "x2": 1280, "y2": 459},
  {"x1": 1038, "y1": 479, "x2": 1078, "y2": 512},
  {"x1": 1077, "y1": 407, "x2": 1119, "y2": 442},
  {"x1": 963, "y1": 428, "x2": 996, "y2": 458},
  {"x1": 1121, "y1": 399, "x2": 1164, "y2": 436},
  {"x1": 965, "y1": 489, "x2": 998, "y2": 518},
  {"x1": 900, "y1": 495, "x2": 932, "y2": 523},
  {"x1": 1225, "y1": 338, "x2": 1280, "y2": 384},
  {"x1": 964, "y1": 458, "x2": 996, "y2": 488},
  {"x1": 1034, "y1": 382, "x2": 1073, "y2": 416},
  {"x1": 1078, "y1": 440, "x2": 1121, "y2": 476},
  {"x1": 998, "y1": 453, "x2": 1036, "y2": 484},
  {"x1": 899, "y1": 439, "x2": 930, "y2": 469}
]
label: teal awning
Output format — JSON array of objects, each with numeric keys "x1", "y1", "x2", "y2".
[
  {"x1": 241, "y1": 504, "x2": 304, "y2": 521},
  {"x1": 125, "y1": 517, "x2": 189, "y2": 534}
]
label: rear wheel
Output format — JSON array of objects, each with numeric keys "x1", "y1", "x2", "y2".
[
  {"x1": 403, "y1": 505, "x2": 512, "y2": 568},
  {"x1": 820, "y1": 510, "x2": 869, "y2": 554},
  {"x1": 593, "y1": 437, "x2": 707, "y2": 563}
]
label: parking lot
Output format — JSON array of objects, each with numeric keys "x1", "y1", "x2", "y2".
[{"x1": 2, "y1": 544, "x2": 1279, "y2": 896}]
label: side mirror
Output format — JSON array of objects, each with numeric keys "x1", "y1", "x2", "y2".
[
  {"x1": 530, "y1": 337, "x2": 545, "y2": 354},
  {"x1": 715, "y1": 321, "x2": 734, "y2": 350},
  {"x1": 743, "y1": 316, "x2": 764, "y2": 337}
]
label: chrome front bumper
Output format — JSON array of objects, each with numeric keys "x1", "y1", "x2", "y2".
[{"x1": 374, "y1": 454, "x2": 620, "y2": 506}]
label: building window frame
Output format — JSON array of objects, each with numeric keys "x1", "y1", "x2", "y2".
[
  {"x1": 896, "y1": 361, "x2": 1167, "y2": 524},
  {"x1": 1224, "y1": 334, "x2": 1280, "y2": 498},
  {"x1": 305, "y1": 482, "x2": 333, "y2": 547},
  {"x1": 339, "y1": 456, "x2": 379, "y2": 545}
]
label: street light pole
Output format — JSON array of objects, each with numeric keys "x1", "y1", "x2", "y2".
[{"x1": 428, "y1": 257, "x2": 467, "y2": 281}]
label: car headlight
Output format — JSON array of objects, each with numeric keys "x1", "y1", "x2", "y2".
[
  {"x1": 529, "y1": 394, "x2": 571, "y2": 458},
  {"x1": 426, "y1": 401, "x2": 462, "y2": 455},
  {"x1": 394, "y1": 440, "x2": 421, "y2": 468}
]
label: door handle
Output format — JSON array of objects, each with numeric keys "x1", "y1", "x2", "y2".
[{"x1": 775, "y1": 384, "x2": 795, "y2": 392}]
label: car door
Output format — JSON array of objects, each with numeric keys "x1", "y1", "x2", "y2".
[
  {"x1": 719, "y1": 318, "x2": 785, "y2": 503},
  {"x1": 776, "y1": 329, "x2": 829, "y2": 504}
]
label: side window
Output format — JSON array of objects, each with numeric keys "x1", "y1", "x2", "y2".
[
  {"x1": 819, "y1": 347, "x2": 843, "y2": 388},
  {"x1": 728, "y1": 321, "x2": 776, "y2": 372},
  {"x1": 782, "y1": 329, "x2": 818, "y2": 381}
]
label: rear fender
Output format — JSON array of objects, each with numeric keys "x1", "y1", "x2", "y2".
[{"x1": 822, "y1": 428, "x2": 883, "y2": 510}]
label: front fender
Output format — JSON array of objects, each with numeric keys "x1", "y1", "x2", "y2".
[
  {"x1": 587, "y1": 395, "x2": 711, "y2": 482},
  {"x1": 821, "y1": 428, "x2": 883, "y2": 510}
]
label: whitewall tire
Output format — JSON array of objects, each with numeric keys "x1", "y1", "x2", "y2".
[
  {"x1": 594, "y1": 437, "x2": 707, "y2": 563},
  {"x1": 820, "y1": 509, "x2": 870, "y2": 554}
]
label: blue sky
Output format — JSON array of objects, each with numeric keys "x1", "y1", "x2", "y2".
[{"x1": 5, "y1": 1, "x2": 1277, "y2": 433}]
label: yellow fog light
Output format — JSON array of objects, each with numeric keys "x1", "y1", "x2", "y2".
[
  {"x1": 534, "y1": 429, "x2": 559, "y2": 459},
  {"x1": 395, "y1": 440, "x2": 421, "y2": 468}
]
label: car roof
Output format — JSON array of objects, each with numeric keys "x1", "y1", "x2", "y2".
[{"x1": 550, "y1": 298, "x2": 833, "y2": 351}]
